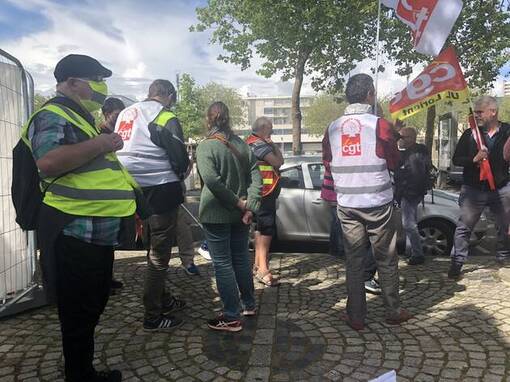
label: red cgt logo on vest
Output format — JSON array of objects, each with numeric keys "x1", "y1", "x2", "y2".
[
  {"x1": 341, "y1": 118, "x2": 362, "y2": 156},
  {"x1": 117, "y1": 108, "x2": 138, "y2": 141}
]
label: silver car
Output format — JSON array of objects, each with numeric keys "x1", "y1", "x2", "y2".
[{"x1": 274, "y1": 157, "x2": 487, "y2": 256}]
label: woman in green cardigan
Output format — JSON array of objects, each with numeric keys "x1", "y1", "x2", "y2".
[{"x1": 196, "y1": 102, "x2": 262, "y2": 332}]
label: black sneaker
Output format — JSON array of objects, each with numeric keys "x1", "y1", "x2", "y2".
[
  {"x1": 162, "y1": 298, "x2": 186, "y2": 316},
  {"x1": 207, "y1": 315, "x2": 243, "y2": 332},
  {"x1": 93, "y1": 369, "x2": 122, "y2": 382},
  {"x1": 407, "y1": 256, "x2": 425, "y2": 265},
  {"x1": 111, "y1": 279, "x2": 123, "y2": 289},
  {"x1": 448, "y1": 262, "x2": 463, "y2": 280},
  {"x1": 143, "y1": 316, "x2": 183, "y2": 332}
]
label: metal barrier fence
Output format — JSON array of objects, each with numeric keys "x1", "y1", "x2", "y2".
[{"x1": 0, "y1": 49, "x2": 41, "y2": 317}]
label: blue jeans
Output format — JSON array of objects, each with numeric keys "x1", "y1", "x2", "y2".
[
  {"x1": 401, "y1": 196, "x2": 424, "y2": 259},
  {"x1": 453, "y1": 183, "x2": 510, "y2": 264},
  {"x1": 203, "y1": 223, "x2": 255, "y2": 320}
]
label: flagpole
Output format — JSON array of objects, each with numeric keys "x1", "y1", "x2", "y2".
[{"x1": 374, "y1": 0, "x2": 382, "y2": 113}]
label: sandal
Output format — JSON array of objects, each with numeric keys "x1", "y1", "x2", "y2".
[{"x1": 255, "y1": 270, "x2": 279, "y2": 287}]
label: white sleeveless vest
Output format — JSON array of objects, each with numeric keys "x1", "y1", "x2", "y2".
[
  {"x1": 115, "y1": 100, "x2": 179, "y2": 187},
  {"x1": 329, "y1": 111, "x2": 393, "y2": 208}
]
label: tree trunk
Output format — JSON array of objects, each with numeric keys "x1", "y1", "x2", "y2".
[
  {"x1": 291, "y1": 52, "x2": 309, "y2": 155},
  {"x1": 424, "y1": 105, "x2": 436, "y2": 154}
]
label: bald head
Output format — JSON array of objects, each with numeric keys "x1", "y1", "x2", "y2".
[{"x1": 399, "y1": 127, "x2": 417, "y2": 149}]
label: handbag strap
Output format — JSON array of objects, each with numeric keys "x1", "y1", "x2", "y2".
[
  {"x1": 207, "y1": 133, "x2": 249, "y2": 182},
  {"x1": 208, "y1": 134, "x2": 243, "y2": 162}
]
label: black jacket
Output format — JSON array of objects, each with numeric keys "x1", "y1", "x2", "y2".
[
  {"x1": 452, "y1": 122, "x2": 510, "y2": 190},
  {"x1": 394, "y1": 143, "x2": 432, "y2": 200},
  {"x1": 148, "y1": 109, "x2": 190, "y2": 180}
]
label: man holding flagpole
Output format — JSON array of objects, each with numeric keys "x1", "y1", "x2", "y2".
[{"x1": 449, "y1": 96, "x2": 510, "y2": 279}]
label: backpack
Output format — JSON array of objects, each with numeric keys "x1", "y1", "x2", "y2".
[
  {"x1": 11, "y1": 97, "x2": 87, "y2": 230},
  {"x1": 11, "y1": 139, "x2": 43, "y2": 230},
  {"x1": 395, "y1": 146, "x2": 433, "y2": 199}
]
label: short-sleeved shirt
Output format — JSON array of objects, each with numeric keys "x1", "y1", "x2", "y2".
[
  {"x1": 29, "y1": 108, "x2": 121, "y2": 246},
  {"x1": 249, "y1": 136, "x2": 274, "y2": 161}
]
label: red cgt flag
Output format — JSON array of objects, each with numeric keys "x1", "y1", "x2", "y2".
[
  {"x1": 381, "y1": 0, "x2": 463, "y2": 57},
  {"x1": 389, "y1": 46, "x2": 469, "y2": 121},
  {"x1": 468, "y1": 111, "x2": 496, "y2": 190}
]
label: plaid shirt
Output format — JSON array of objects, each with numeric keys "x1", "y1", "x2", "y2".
[{"x1": 29, "y1": 107, "x2": 121, "y2": 246}]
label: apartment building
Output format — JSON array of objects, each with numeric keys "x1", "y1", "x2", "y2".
[
  {"x1": 505, "y1": 81, "x2": 510, "y2": 97},
  {"x1": 238, "y1": 95, "x2": 322, "y2": 153}
]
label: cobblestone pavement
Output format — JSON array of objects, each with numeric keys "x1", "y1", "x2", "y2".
[{"x1": 1, "y1": 251, "x2": 510, "y2": 382}]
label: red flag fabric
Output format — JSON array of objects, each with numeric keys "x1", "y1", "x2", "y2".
[
  {"x1": 381, "y1": 0, "x2": 463, "y2": 56},
  {"x1": 389, "y1": 46, "x2": 469, "y2": 120},
  {"x1": 468, "y1": 111, "x2": 496, "y2": 190}
]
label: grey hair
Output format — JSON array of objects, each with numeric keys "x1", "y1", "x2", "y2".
[
  {"x1": 475, "y1": 95, "x2": 498, "y2": 111},
  {"x1": 252, "y1": 116, "x2": 272, "y2": 133}
]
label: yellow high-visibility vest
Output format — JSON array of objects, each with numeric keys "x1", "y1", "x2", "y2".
[{"x1": 21, "y1": 103, "x2": 137, "y2": 217}]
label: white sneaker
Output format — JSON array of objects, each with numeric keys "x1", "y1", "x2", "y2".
[{"x1": 197, "y1": 243, "x2": 211, "y2": 261}]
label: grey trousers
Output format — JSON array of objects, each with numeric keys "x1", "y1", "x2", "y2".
[
  {"x1": 177, "y1": 207, "x2": 196, "y2": 267},
  {"x1": 452, "y1": 183, "x2": 510, "y2": 264},
  {"x1": 338, "y1": 202, "x2": 401, "y2": 324},
  {"x1": 143, "y1": 208, "x2": 178, "y2": 321}
]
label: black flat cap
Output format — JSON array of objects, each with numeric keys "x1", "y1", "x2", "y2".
[{"x1": 54, "y1": 54, "x2": 112, "y2": 83}]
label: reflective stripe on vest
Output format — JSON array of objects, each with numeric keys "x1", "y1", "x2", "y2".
[
  {"x1": 246, "y1": 134, "x2": 280, "y2": 197},
  {"x1": 22, "y1": 103, "x2": 137, "y2": 218},
  {"x1": 329, "y1": 113, "x2": 393, "y2": 208},
  {"x1": 115, "y1": 101, "x2": 179, "y2": 187}
]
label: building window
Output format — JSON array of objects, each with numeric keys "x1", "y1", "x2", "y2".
[
  {"x1": 264, "y1": 107, "x2": 274, "y2": 115},
  {"x1": 273, "y1": 117, "x2": 289, "y2": 125}
]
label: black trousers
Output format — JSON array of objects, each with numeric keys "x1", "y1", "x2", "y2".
[{"x1": 55, "y1": 234, "x2": 113, "y2": 382}]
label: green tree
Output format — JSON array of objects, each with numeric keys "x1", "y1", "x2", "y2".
[
  {"x1": 380, "y1": 0, "x2": 510, "y2": 152},
  {"x1": 174, "y1": 73, "x2": 246, "y2": 138},
  {"x1": 193, "y1": 1, "x2": 376, "y2": 154},
  {"x1": 194, "y1": 1, "x2": 509, "y2": 154},
  {"x1": 197, "y1": 82, "x2": 246, "y2": 129},
  {"x1": 499, "y1": 96, "x2": 510, "y2": 123},
  {"x1": 34, "y1": 93, "x2": 51, "y2": 111},
  {"x1": 304, "y1": 93, "x2": 346, "y2": 136},
  {"x1": 175, "y1": 73, "x2": 203, "y2": 139}
]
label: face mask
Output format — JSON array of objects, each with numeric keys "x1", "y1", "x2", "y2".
[{"x1": 78, "y1": 80, "x2": 108, "y2": 112}]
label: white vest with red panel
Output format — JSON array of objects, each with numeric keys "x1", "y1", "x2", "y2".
[
  {"x1": 329, "y1": 105, "x2": 393, "y2": 208},
  {"x1": 115, "y1": 100, "x2": 178, "y2": 187}
]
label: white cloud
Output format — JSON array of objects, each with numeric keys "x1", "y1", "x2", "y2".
[{"x1": 2, "y1": 0, "x2": 504, "y2": 102}]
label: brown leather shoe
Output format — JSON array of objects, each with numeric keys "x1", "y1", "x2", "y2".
[
  {"x1": 385, "y1": 309, "x2": 413, "y2": 325},
  {"x1": 340, "y1": 312, "x2": 365, "y2": 331}
]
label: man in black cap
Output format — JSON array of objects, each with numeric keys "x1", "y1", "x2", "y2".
[{"x1": 22, "y1": 54, "x2": 137, "y2": 381}]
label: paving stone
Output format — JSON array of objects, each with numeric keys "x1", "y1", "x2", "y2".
[{"x1": 0, "y1": 253, "x2": 509, "y2": 381}]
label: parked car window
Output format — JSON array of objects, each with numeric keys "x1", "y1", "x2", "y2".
[
  {"x1": 280, "y1": 166, "x2": 304, "y2": 189},
  {"x1": 308, "y1": 164, "x2": 324, "y2": 190}
]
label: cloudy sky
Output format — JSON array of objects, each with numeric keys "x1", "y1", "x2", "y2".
[{"x1": 0, "y1": 0, "x2": 507, "y2": 100}]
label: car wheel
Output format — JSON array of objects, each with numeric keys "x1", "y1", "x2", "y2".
[{"x1": 418, "y1": 219, "x2": 455, "y2": 257}]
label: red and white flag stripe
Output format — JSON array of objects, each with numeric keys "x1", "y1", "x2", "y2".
[{"x1": 381, "y1": 0, "x2": 463, "y2": 57}]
